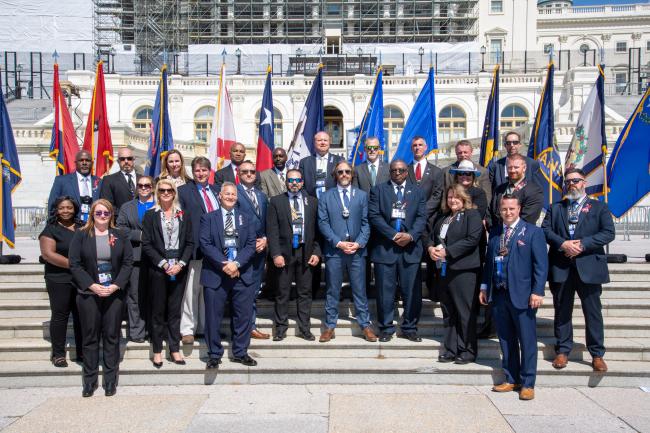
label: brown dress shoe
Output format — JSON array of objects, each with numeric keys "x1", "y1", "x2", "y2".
[
  {"x1": 592, "y1": 357, "x2": 608, "y2": 372},
  {"x1": 181, "y1": 335, "x2": 194, "y2": 345},
  {"x1": 251, "y1": 329, "x2": 270, "y2": 340},
  {"x1": 319, "y1": 328, "x2": 335, "y2": 343},
  {"x1": 519, "y1": 388, "x2": 535, "y2": 400},
  {"x1": 552, "y1": 353, "x2": 568, "y2": 369},
  {"x1": 492, "y1": 383, "x2": 521, "y2": 393},
  {"x1": 362, "y1": 327, "x2": 378, "y2": 342}
]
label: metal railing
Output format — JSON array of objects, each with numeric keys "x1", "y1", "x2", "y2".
[
  {"x1": 613, "y1": 206, "x2": 650, "y2": 240},
  {"x1": 14, "y1": 207, "x2": 48, "y2": 239}
]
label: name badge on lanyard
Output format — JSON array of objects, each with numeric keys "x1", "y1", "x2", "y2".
[
  {"x1": 80, "y1": 196, "x2": 92, "y2": 222},
  {"x1": 224, "y1": 228, "x2": 239, "y2": 261},
  {"x1": 97, "y1": 262, "x2": 113, "y2": 287},
  {"x1": 292, "y1": 216, "x2": 303, "y2": 248}
]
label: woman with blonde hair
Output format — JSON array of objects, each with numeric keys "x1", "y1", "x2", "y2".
[{"x1": 157, "y1": 149, "x2": 191, "y2": 187}]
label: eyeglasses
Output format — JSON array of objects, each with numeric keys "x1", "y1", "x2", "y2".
[
  {"x1": 158, "y1": 188, "x2": 175, "y2": 194},
  {"x1": 564, "y1": 178, "x2": 585, "y2": 185},
  {"x1": 504, "y1": 140, "x2": 520, "y2": 146},
  {"x1": 118, "y1": 156, "x2": 134, "y2": 162},
  {"x1": 239, "y1": 169, "x2": 256, "y2": 175},
  {"x1": 366, "y1": 146, "x2": 379, "y2": 151},
  {"x1": 390, "y1": 168, "x2": 407, "y2": 174},
  {"x1": 137, "y1": 184, "x2": 152, "y2": 189},
  {"x1": 287, "y1": 178, "x2": 303, "y2": 183},
  {"x1": 337, "y1": 169, "x2": 352, "y2": 175},
  {"x1": 456, "y1": 172, "x2": 474, "y2": 177},
  {"x1": 94, "y1": 211, "x2": 112, "y2": 217}
]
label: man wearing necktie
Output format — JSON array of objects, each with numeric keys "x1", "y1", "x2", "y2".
[
  {"x1": 214, "y1": 142, "x2": 250, "y2": 189},
  {"x1": 48, "y1": 150, "x2": 100, "y2": 221},
  {"x1": 99, "y1": 147, "x2": 139, "y2": 214},
  {"x1": 542, "y1": 168, "x2": 615, "y2": 373},
  {"x1": 260, "y1": 147, "x2": 288, "y2": 198}
]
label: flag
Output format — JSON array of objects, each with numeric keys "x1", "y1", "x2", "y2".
[
  {"x1": 348, "y1": 68, "x2": 384, "y2": 166},
  {"x1": 255, "y1": 66, "x2": 274, "y2": 172},
  {"x1": 207, "y1": 63, "x2": 236, "y2": 178},
  {"x1": 0, "y1": 73, "x2": 21, "y2": 248},
  {"x1": 565, "y1": 65, "x2": 607, "y2": 197},
  {"x1": 82, "y1": 61, "x2": 113, "y2": 177},
  {"x1": 49, "y1": 62, "x2": 79, "y2": 175},
  {"x1": 392, "y1": 67, "x2": 438, "y2": 164},
  {"x1": 146, "y1": 64, "x2": 174, "y2": 177},
  {"x1": 606, "y1": 84, "x2": 650, "y2": 218},
  {"x1": 529, "y1": 62, "x2": 563, "y2": 210},
  {"x1": 286, "y1": 66, "x2": 324, "y2": 169},
  {"x1": 479, "y1": 65, "x2": 500, "y2": 167}
]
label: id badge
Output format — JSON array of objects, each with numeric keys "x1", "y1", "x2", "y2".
[
  {"x1": 98, "y1": 272, "x2": 112, "y2": 286},
  {"x1": 494, "y1": 256, "x2": 504, "y2": 278},
  {"x1": 224, "y1": 236, "x2": 238, "y2": 249},
  {"x1": 391, "y1": 207, "x2": 406, "y2": 220},
  {"x1": 292, "y1": 221, "x2": 303, "y2": 237},
  {"x1": 81, "y1": 203, "x2": 90, "y2": 214},
  {"x1": 168, "y1": 258, "x2": 177, "y2": 267}
]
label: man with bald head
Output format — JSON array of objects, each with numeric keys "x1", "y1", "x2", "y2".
[
  {"x1": 259, "y1": 147, "x2": 288, "y2": 198},
  {"x1": 47, "y1": 149, "x2": 101, "y2": 221},
  {"x1": 215, "y1": 142, "x2": 252, "y2": 189},
  {"x1": 99, "y1": 147, "x2": 139, "y2": 213},
  {"x1": 299, "y1": 131, "x2": 342, "y2": 199}
]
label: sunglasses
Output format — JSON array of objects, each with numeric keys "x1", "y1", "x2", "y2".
[
  {"x1": 239, "y1": 169, "x2": 256, "y2": 175},
  {"x1": 390, "y1": 168, "x2": 407, "y2": 174},
  {"x1": 118, "y1": 156, "x2": 134, "y2": 161},
  {"x1": 564, "y1": 178, "x2": 585, "y2": 185},
  {"x1": 287, "y1": 178, "x2": 303, "y2": 183},
  {"x1": 366, "y1": 146, "x2": 379, "y2": 151},
  {"x1": 504, "y1": 141, "x2": 520, "y2": 146},
  {"x1": 456, "y1": 172, "x2": 474, "y2": 177},
  {"x1": 337, "y1": 169, "x2": 352, "y2": 175},
  {"x1": 137, "y1": 184, "x2": 152, "y2": 189},
  {"x1": 158, "y1": 188, "x2": 175, "y2": 194},
  {"x1": 94, "y1": 211, "x2": 112, "y2": 217}
]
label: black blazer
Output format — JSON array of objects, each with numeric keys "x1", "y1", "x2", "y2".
[
  {"x1": 407, "y1": 161, "x2": 444, "y2": 226},
  {"x1": 266, "y1": 192, "x2": 321, "y2": 266},
  {"x1": 428, "y1": 209, "x2": 483, "y2": 270},
  {"x1": 99, "y1": 171, "x2": 139, "y2": 213},
  {"x1": 467, "y1": 186, "x2": 488, "y2": 219},
  {"x1": 141, "y1": 208, "x2": 194, "y2": 272},
  {"x1": 299, "y1": 153, "x2": 343, "y2": 197},
  {"x1": 488, "y1": 180, "x2": 543, "y2": 229},
  {"x1": 68, "y1": 228, "x2": 134, "y2": 295},
  {"x1": 178, "y1": 180, "x2": 220, "y2": 259}
]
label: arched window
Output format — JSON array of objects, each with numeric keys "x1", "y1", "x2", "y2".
[
  {"x1": 500, "y1": 104, "x2": 528, "y2": 129},
  {"x1": 383, "y1": 105, "x2": 404, "y2": 155},
  {"x1": 254, "y1": 107, "x2": 283, "y2": 147},
  {"x1": 438, "y1": 105, "x2": 466, "y2": 145},
  {"x1": 194, "y1": 106, "x2": 214, "y2": 143},
  {"x1": 133, "y1": 106, "x2": 153, "y2": 131},
  {"x1": 324, "y1": 106, "x2": 344, "y2": 148}
]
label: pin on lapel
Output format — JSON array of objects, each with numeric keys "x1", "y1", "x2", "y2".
[{"x1": 517, "y1": 239, "x2": 526, "y2": 246}]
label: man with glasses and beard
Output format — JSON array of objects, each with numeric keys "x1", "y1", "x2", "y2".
[
  {"x1": 542, "y1": 168, "x2": 615, "y2": 372},
  {"x1": 100, "y1": 148, "x2": 139, "y2": 213},
  {"x1": 487, "y1": 131, "x2": 540, "y2": 192}
]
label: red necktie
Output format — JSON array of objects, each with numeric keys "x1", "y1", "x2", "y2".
[
  {"x1": 235, "y1": 166, "x2": 240, "y2": 185},
  {"x1": 201, "y1": 187, "x2": 214, "y2": 212},
  {"x1": 415, "y1": 163, "x2": 422, "y2": 181}
]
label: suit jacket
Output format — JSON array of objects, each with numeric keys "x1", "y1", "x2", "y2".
[
  {"x1": 140, "y1": 208, "x2": 194, "y2": 272},
  {"x1": 542, "y1": 198, "x2": 615, "y2": 285},
  {"x1": 214, "y1": 164, "x2": 260, "y2": 190},
  {"x1": 408, "y1": 161, "x2": 444, "y2": 225},
  {"x1": 428, "y1": 209, "x2": 483, "y2": 270},
  {"x1": 47, "y1": 172, "x2": 101, "y2": 216},
  {"x1": 99, "y1": 171, "x2": 139, "y2": 213},
  {"x1": 236, "y1": 184, "x2": 268, "y2": 238},
  {"x1": 467, "y1": 186, "x2": 488, "y2": 219},
  {"x1": 487, "y1": 155, "x2": 541, "y2": 192},
  {"x1": 353, "y1": 160, "x2": 390, "y2": 193},
  {"x1": 368, "y1": 180, "x2": 427, "y2": 264},
  {"x1": 488, "y1": 179, "x2": 543, "y2": 229},
  {"x1": 482, "y1": 221, "x2": 548, "y2": 310},
  {"x1": 259, "y1": 168, "x2": 287, "y2": 198},
  {"x1": 68, "y1": 228, "x2": 134, "y2": 295},
  {"x1": 115, "y1": 199, "x2": 151, "y2": 261},
  {"x1": 299, "y1": 153, "x2": 342, "y2": 197},
  {"x1": 178, "y1": 180, "x2": 220, "y2": 259},
  {"x1": 442, "y1": 161, "x2": 492, "y2": 201},
  {"x1": 199, "y1": 208, "x2": 256, "y2": 287},
  {"x1": 317, "y1": 186, "x2": 370, "y2": 257},
  {"x1": 266, "y1": 192, "x2": 321, "y2": 265}
]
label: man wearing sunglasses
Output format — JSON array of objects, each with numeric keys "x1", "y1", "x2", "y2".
[
  {"x1": 442, "y1": 140, "x2": 491, "y2": 200},
  {"x1": 352, "y1": 137, "x2": 390, "y2": 193},
  {"x1": 99, "y1": 147, "x2": 140, "y2": 213},
  {"x1": 487, "y1": 131, "x2": 541, "y2": 192},
  {"x1": 47, "y1": 149, "x2": 101, "y2": 221},
  {"x1": 542, "y1": 168, "x2": 615, "y2": 373}
]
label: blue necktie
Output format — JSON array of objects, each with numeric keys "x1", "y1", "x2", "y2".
[
  {"x1": 342, "y1": 189, "x2": 350, "y2": 209},
  {"x1": 396, "y1": 185, "x2": 404, "y2": 201}
]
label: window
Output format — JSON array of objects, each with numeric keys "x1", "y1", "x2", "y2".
[
  {"x1": 646, "y1": 41, "x2": 650, "y2": 52},
  {"x1": 490, "y1": 39, "x2": 502, "y2": 63},
  {"x1": 615, "y1": 73, "x2": 627, "y2": 94},
  {"x1": 500, "y1": 104, "x2": 529, "y2": 129},
  {"x1": 254, "y1": 107, "x2": 283, "y2": 148},
  {"x1": 490, "y1": 0, "x2": 503, "y2": 13},
  {"x1": 438, "y1": 105, "x2": 466, "y2": 145},
  {"x1": 194, "y1": 106, "x2": 214, "y2": 143},
  {"x1": 324, "y1": 106, "x2": 344, "y2": 149},
  {"x1": 133, "y1": 106, "x2": 153, "y2": 131},
  {"x1": 383, "y1": 105, "x2": 404, "y2": 155},
  {"x1": 616, "y1": 42, "x2": 627, "y2": 53}
]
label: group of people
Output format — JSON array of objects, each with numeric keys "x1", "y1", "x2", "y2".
[{"x1": 40, "y1": 129, "x2": 615, "y2": 401}]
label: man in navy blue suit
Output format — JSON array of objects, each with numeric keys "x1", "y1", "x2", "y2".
[
  {"x1": 236, "y1": 160, "x2": 270, "y2": 340},
  {"x1": 368, "y1": 159, "x2": 427, "y2": 342},
  {"x1": 318, "y1": 161, "x2": 377, "y2": 343},
  {"x1": 299, "y1": 131, "x2": 342, "y2": 199},
  {"x1": 542, "y1": 168, "x2": 615, "y2": 373},
  {"x1": 480, "y1": 194, "x2": 547, "y2": 401},
  {"x1": 47, "y1": 149, "x2": 100, "y2": 221},
  {"x1": 200, "y1": 182, "x2": 258, "y2": 368}
]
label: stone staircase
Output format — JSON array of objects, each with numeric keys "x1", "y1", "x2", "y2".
[{"x1": 0, "y1": 263, "x2": 649, "y2": 388}]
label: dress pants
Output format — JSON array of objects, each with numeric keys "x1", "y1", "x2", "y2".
[
  {"x1": 492, "y1": 290, "x2": 538, "y2": 389},
  {"x1": 324, "y1": 253, "x2": 371, "y2": 330},
  {"x1": 274, "y1": 246, "x2": 313, "y2": 336},
  {"x1": 204, "y1": 279, "x2": 256, "y2": 360},
  {"x1": 126, "y1": 263, "x2": 147, "y2": 340},
  {"x1": 76, "y1": 291, "x2": 125, "y2": 387},
  {"x1": 45, "y1": 278, "x2": 83, "y2": 360},
  {"x1": 439, "y1": 268, "x2": 479, "y2": 360},
  {"x1": 149, "y1": 267, "x2": 187, "y2": 353},
  {"x1": 374, "y1": 257, "x2": 422, "y2": 335},
  {"x1": 550, "y1": 266, "x2": 605, "y2": 358},
  {"x1": 180, "y1": 259, "x2": 205, "y2": 336},
  {"x1": 250, "y1": 252, "x2": 266, "y2": 329}
]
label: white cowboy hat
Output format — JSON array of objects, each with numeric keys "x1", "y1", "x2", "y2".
[{"x1": 449, "y1": 159, "x2": 481, "y2": 177}]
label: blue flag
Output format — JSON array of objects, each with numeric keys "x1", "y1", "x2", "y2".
[
  {"x1": 529, "y1": 62, "x2": 563, "y2": 210},
  {"x1": 392, "y1": 67, "x2": 437, "y2": 164},
  {"x1": 479, "y1": 65, "x2": 500, "y2": 167},
  {"x1": 349, "y1": 68, "x2": 384, "y2": 166},
  {"x1": 606, "y1": 85, "x2": 650, "y2": 218},
  {"x1": 287, "y1": 66, "x2": 324, "y2": 169},
  {"x1": 146, "y1": 65, "x2": 174, "y2": 177},
  {"x1": 0, "y1": 74, "x2": 21, "y2": 248}
]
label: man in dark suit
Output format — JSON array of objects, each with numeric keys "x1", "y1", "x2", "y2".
[
  {"x1": 47, "y1": 149, "x2": 101, "y2": 221},
  {"x1": 318, "y1": 161, "x2": 377, "y2": 343},
  {"x1": 116, "y1": 175, "x2": 155, "y2": 343},
  {"x1": 352, "y1": 137, "x2": 390, "y2": 193},
  {"x1": 488, "y1": 153, "x2": 543, "y2": 229},
  {"x1": 214, "y1": 142, "x2": 248, "y2": 188},
  {"x1": 267, "y1": 168, "x2": 321, "y2": 341},
  {"x1": 99, "y1": 147, "x2": 139, "y2": 213},
  {"x1": 177, "y1": 156, "x2": 219, "y2": 344},
  {"x1": 259, "y1": 147, "x2": 288, "y2": 198},
  {"x1": 200, "y1": 182, "x2": 258, "y2": 368},
  {"x1": 237, "y1": 160, "x2": 270, "y2": 340},
  {"x1": 488, "y1": 131, "x2": 541, "y2": 192},
  {"x1": 442, "y1": 140, "x2": 491, "y2": 200},
  {"x1": 368, "y1": 159, "x2": 427, "y2": 342},
  {"x1": 299, "y1": 131, "x2": 342, "y2": 199},
  {"x1": 542, "y1": 168, "x2": 615, "y2": 372},
  {"x1": 480, "y1": 194, "x2": 547, "y2": 401}
]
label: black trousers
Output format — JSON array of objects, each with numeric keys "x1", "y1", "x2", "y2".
[
  {"x1": 149, "y1": 267, "x2": 187, "y2": 353},
  {"x1": 45, "y1": 278, "x2": 83, "y2": 360},
  {"x1": 126, "y1": 262, "x2": 149, "y2": 340},
  {"x1": 550, "y1": 266, "x2": 605, "y2": 358},
  {"x1": 76, "y1": 291, "x2": 125, "y2": 387},
  {"x1": 274, "y1": 246, "x2": 313, "y2": 335},
  {"x1": 439, "y1": 268, "x2": 480, "y2": 360}
]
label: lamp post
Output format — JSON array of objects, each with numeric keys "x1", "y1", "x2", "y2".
[
  {"x1": 15, "y1": 64, "x2": 23, "y2": 99},
  {"x1": 480, "y1": 45, "x2": 486, "y2": 72},
  {"x1": 109, "y1": 47, "x2": 116, "y2": 74},
  {"x1": 235, "y1": 48, "x2": 242, "y2": 75},
  {"x1": 418, "y1": 46, "x2": 424, "y2": 73},
  {"x1": 296, "y1": 47, "x2": 303, "y2": 74}
]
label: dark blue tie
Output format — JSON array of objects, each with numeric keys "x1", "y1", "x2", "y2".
[
  {"x1": 342, "y1": 189, "x2": 350, "y2": 208},
  {"x1": 396, "y1": 185, "x2": 404, "y2": 201}
]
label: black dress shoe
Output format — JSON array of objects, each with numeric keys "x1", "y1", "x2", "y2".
[
  {"x1": 378, "y1": 333, "x2": 393, "y2": 342},
  {"x1": 297, "y1": 331, "x2": 316, "y2": 341},
  {"x1": 206, "y1": 358, "x2": 221, "y2": 369},
  {"x1": 82, "y1": 382, "x2": 98, "y2": 398},
  {"x1": 454, "y1": 356, "x2": 473, "y2": 365},
  {"x1": 129, "y1": 337, "x2": 146, "y2": 344},
  {"x1": 273, "y1": 334, "x2": 286, "y2": 342},
  {"x1": 104, "y1": 382, "x2": 117, "y2": 397},
  {"x1": 399, "y1": 333, "x2": 422, "y2": 342},
  {"x1": 231, "y1": 354, "x2": 258, "y2": 366},
  {"x1": 438, "y1": 354, "x2": 456, "y2": 363}
]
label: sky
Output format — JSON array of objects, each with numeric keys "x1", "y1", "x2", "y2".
[{"x1": 573, "y1": 0, "x2": 649, "y2": 5}]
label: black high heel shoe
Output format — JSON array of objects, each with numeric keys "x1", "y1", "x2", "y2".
[
  {"x1": 152, "y1": 355, "x2": 163, "y2": 369},
  {"x1": 169, "y1": 354, "x2": 186, "y2": 365}
]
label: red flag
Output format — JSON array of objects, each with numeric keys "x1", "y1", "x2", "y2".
[
  {"x1": 83, "y1": 61, "x2": 113, "y2": 177},
  {"x1": 49, "y1": 62, "x2": 79, "y2": 175}
]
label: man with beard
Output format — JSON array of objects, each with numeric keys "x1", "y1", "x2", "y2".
[{"x1": 48, "y1": 149, "x2": 101, "y2": 221}]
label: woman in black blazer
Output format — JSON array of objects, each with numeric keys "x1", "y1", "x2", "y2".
[
  {"x1": 428, "y1": 184, "x2": 483, "y2": 364},
  {"x1": 69, "y1": 199, "x2": 133, "y2": 398},
  {"x1": 141, "y1": 179, "x2": 193, "y2": 368}
]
